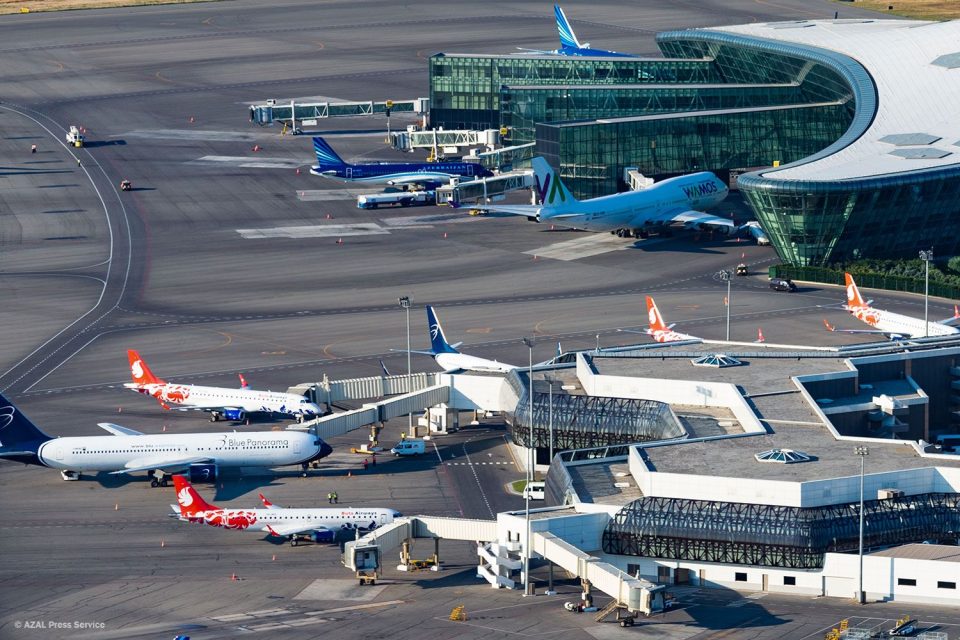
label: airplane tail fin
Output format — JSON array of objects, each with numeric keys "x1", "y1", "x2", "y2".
[
  {"x1": 127, "y1": 350, "x2": 164, "y2": 385},
  {"x1": 646, "y1": 296, "x2": 668, "y2": 333},
  {"x1": 426, "y1": 306, "x2": 460, "y2": 355},
  {"x1": 0, "y1": 393, "x2": 54, "y2": 461},
  {"x1": 844, "y1": 273, "x2": 869, "y2": 309},
  {"x1": 532, "y1": 157, "x2": 578, "y2": 215},
  {"x1": 172, "y1": 475, "x2": 218, "y2": 516},
  {"x1": 313, "y1": 137, "x2": 346, "y2": 167},
  {"x1": 555, "y1": 5, "x2": 584, "y2": 50}
]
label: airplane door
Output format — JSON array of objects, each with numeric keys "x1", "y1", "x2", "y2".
[
  {"x1": 345, "y1": 167, "x2": 353, "y2": 179},
  {"x1": 51, "y1": 446, "x2": 65, "y2": 461},
  {"x1": 292, "y1": 439, "x2": 301, "y2": 455}
]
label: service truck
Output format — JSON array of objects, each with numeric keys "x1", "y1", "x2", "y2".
[{"x1": 357, "y1": 190, "x2": 435, "y2": 209}]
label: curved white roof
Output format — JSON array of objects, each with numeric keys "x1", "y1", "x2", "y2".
[{"x1": 707, "y1": 19, "x2": 960, "y2": 181}]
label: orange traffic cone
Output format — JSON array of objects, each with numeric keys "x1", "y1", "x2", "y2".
[
  {"x1": 252, "y1": 144, "x2": 260, "y2": 152},
  {"x1": 757, "y1": 328, "x2": 766, "y2": 343},
  {"x1": 162, "y1": 425, "x2": 166, "y2": 432},
  {"x1": 272, "y1": 554, "x2": 276, "y2": 562},
  {"x1": 347, "y1": 470, "x2": 352, "y2": 478},
  {"x1": 161, "y1": 540, "x2": 166, "y2": 548},
  {"x1": 118, "y1": 406, "x2": 122, "y2": 413},
  {"x1": 336, "y1": 237, "x2": 343, "y2": 245},
  {"x1": 231, "y1": 573, "x2": 238, "y2": 581},
  {"x1": 295, "y1": 168, "x2": 301, "y2": 175},
  {"x1": 189, "y1": 116, "x2": 195, "y2": 123},
  {"x1": 325, "y1": 213, "x2": 331, "y2": 219},
  {"x1": 443, "y1": 232, "x2": 448, "y2": 239}
]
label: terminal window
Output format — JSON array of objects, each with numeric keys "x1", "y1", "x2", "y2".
[
  {"x1": 938, "y1": 581, "x2": 957, "y2": 590},
  {"x1": 783, "y1": 576, "x2": 796, "y2": 586},
  {"x1": 897, "y1": 578, "x2": 917, "y2": 586},
  {"x1": 735, "y1": 572, "x2": 747, "y2": 582}
]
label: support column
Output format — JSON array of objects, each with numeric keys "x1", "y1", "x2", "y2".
[
  {"x1": 431, "y1": 538, "x2": 440, "y2": 572},
  {"x1": 398, "y1": 538, "x2": 411, "y2": 571},
  {"x1": 581, "y1": 578, "x2": 593, "y2": 608}
]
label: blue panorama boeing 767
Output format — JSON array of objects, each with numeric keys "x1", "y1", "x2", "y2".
[{"x1": 309, "y1": 137, "x2": 492, "y2": 188}]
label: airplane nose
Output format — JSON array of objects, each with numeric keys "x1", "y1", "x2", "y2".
[
  {"x1": 318, "y1": 441, "x2": 333, "y2": 459},
  {"x1": 393, "y1": 511, "x2": 403, "y2": 518}
]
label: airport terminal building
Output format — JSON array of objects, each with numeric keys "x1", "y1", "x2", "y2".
[{"x1": 429, "y1": 19, "x2": 960, "y2": 266}]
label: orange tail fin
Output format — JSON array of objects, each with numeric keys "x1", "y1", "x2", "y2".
[
  {"x1": 128, "y1": 350, "x2": 164, "y2": 385},
  {"x1": 844, "y1": 273, "x2": 868, "y2": 309},
  {"x1": 172, "y1": 475, "x2": 218, "y2": 516},
  {"x1": 646, "y1": 296, "x2": 667, "y2": 332}
]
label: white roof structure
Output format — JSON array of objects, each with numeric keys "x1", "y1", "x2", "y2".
[{"x1": 706, "y1": 19, "x2": 960, "y2": 181}]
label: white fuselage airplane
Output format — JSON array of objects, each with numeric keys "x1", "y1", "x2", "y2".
[
  {"x1": 467, "y1": 157, "x2": 731, "y2": 237},
  {"x1": 0, "y1": 393, "x2": 333, "y2": 484},
  {"x1": 644, "y1": 296, "x2": 700, "y2": 343},
  {"x1": 824, "y1": 273, "x2": 960, "y2": 340},
  {"x1": 124, "y1": 350, "x2": 322, "y2": 423},
  {"x1": 172, "y1": 475, "x2": 401, "y2": 545},
  {"x1": 413, "y1": 306, "x2": 517, "y2": 373}
]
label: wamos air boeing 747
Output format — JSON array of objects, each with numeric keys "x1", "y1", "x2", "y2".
[
  {"x1": 464, "y1": 157, "x2": 731, "y2": 238},
  {"x1": 0, "y1": 393, "x2": 332, "y2": 485}
]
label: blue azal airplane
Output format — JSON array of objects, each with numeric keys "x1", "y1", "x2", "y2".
[
  {"x1": 516, "y1": 5, "x2": 638, "y2": 58},
  {"x1": 309, "y1": 137, "x2": 492, "y2": 188}
]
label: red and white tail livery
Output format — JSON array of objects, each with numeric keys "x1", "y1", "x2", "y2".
[
  {"x1": 645, "y1": 296, "x2": 700, "y2": 343},
  {"x1": 124, "y1": 350, "x2": 322, "y2": 424},
  {"x1": 824, "y1": 273, "x2": 960, "y2": 339},
  {"x1": 171, "y1": 475, "x2": 401, "y2": 545}
]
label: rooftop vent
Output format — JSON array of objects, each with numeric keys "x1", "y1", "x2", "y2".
[
  {"x1": 890, "y1": 148, "x2": 952, "y2": 160},
  {"x1": 691, "y1": 354, "x2": 741, "y2": 368},
  {"x1": 879, "y1": 133, "x2": 941, "y2": 146},
  {"x1": 932, "y1": 52, "x2": 960, "y2": 69},
  {"x1": 754, "y1": 448, "x2": 812, "y2": 464}
]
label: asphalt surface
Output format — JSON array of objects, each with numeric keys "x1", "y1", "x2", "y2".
[{"x1": 2, "y1": 0, "x2": 959, "y2": 638}]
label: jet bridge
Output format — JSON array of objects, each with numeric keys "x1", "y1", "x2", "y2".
[
  {"x1": 249, "y1": 97, "x2": 429, "y2": 131},
  {"x1": 391, "y1": 128, "x2": 501, "y2": 155},
  {"x1": 436, "y1": 171, "x2": 534, "y2": 207}
]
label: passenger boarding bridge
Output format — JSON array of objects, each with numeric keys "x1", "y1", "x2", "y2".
[{"x1": 249, "y1": 97, "x2": 429, "y2": 132}]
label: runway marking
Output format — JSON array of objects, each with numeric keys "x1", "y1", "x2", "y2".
[
  {"x1": 122, "y1": 129, "x2": 260, "y2": 142},
  {"x1": 381, "y1": 212, "x2": 477, "y2": 227},
  {"x1": 446, "y1": 461, "x2": 513, "y2": 466},
  {"x1": 190, "y1": 155, "x2": 303, "y2": 169},
  {"x1": 236, "y1": 223, "x2": 389, "y2": 239},
  {"x1": 524, "y1": 234, "x2": 639, "y2": 261},
  {"x1": 296, "y1": 188, "x2": 382, "y2": 201}
]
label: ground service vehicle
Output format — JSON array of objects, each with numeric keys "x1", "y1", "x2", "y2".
[
  {"x1": 390, "y1": 439, "x2": 426, "y2": 456},
  {"x1": 66, "y1": 125, "x2": 84, "y2": 147},
  {"x1": 523, "y1": 481, "x2": 546, "y2": 500},
  {"x1": 735, "y1": 263, "x2": 748, "y2": 276},
  {"x1": 769, "y1": 277, "x2": 797, "y2": 292},
  {"x1": 357, "y1": 190, "x2": 435, "y2": 209}
]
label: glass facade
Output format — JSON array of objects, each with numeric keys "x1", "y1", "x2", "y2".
[
  {"x1": 537, "y1": 103, "x2": 850, "y2": 199},
  {"x1": 501, "y1": 83, "x2": 806, "y2": 144},
  {"x1": 429, "y1": 53, "x2": 721, "y2": 131},
  {"x1": 603, "y1": 492, "x2": 960, "y2": 569}
]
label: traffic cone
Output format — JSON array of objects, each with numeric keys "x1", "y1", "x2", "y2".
[
  {"x1": 443, "y1": 232, "x2": 448, "y2": 239},
  {"x1": 189, "y1": 116, "x2": 195, "y2": 123},
  {"x1": 532, "y1": 255, "x2": 538, "y2": 261},
  {"x1": 325, "y1": 213, "x2": 331, "y2": 219},
  {"x1": 336, "y1": 237, "x2": 343, "y2": 245},
  {"x1": 272, "y1": 554, "x2": 276, "y2": 562},
  {"x1": 231, "y1": 573, "x2": 239, "y2": 581},
  {"x1": 252, "y1": 144, "x2": 260, "y2": 152},
  {"x1": 161, "y1": 540, "x2": 166, "y2": 548},
  {"x1": 114, "y1": 503, "x2": 119, "y2": 511},
  {"x1": 757, "y1": 328, "x2": 766, "y2": 343},
  {"x1": 347, "y1": 470, "x2": 352, "y2": 478},
  {"x1": 118, "y1": 406, "x2": 122, "y2": 413},
  {"x1": 295, "y1": 168, "x2": 301, "y2": 175},
  {"x1": 162, "y1": 425, "x2": 166, "y2": 432}
]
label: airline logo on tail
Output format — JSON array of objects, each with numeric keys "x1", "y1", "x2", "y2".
[
  {"x1": 845, "y1": 273, "x2": 868, "y2": 309},
  {"x1": 313, "y1": 137, "x2": 346, "y2": 167},
  {"x1": 647, "y1": 297, "x2": 666, "y2": 332},
  {"x1": 0, "y1": 406, "x2": 14, "y2": 446},
  {"x1": 535, "y1": 173, "x2": 567, "y2": 206},
  {"x1": 177, "y1": 486, "x2": 194, "y2": 508}
]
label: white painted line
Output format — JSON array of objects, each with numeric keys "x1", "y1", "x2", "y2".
[
  {"x1": 433, "y1": 441, "x2": 443, "y2": 464},
  {"x1": 382, "y1": 212, "x2": 476, "y2": 227},
  {"x1": 236, "y1": 223, "x2": 390, "y2": 239},
  {"x1": 121, "y1": 129, "x2": 260, "y2": 142},
  {"x1": 190, "y1": 155, "x2": 303, "y2": 169},
  {"x1": 524, "y1": 233, "x2": 637, "y2": 261}
]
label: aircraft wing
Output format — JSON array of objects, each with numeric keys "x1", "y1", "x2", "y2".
[
  {"x1": 97, "y1": 422, "x2": 144, "y2": 436},
  {"x1": 109, "y1": 455, "x2": 212, "y2": 475},
  {"x1": 664, "y1": 210, "x2": 735, "y2": 230},
  {"x1": 822, "y1": 320, "x2": 906, "y2": 339},
  {"x1": 387, "y1": 174, "x2": 451, "y2": 186},
  {"x1": 265, "y1": 522, "x2": 331, "y2": 537}
]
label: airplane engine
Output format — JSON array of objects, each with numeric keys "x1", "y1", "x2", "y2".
[
  {"x1": 223, "y1": 408, "x2": 245, "y2": 422},
  {"x1": 189, "y1": 463, "x2": 218, "y2": 483},
  {"x1": 312, "y1": 530, "x2": 335, "y2": 543}
]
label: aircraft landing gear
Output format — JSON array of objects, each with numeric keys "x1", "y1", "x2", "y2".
[
  {"x1": 290, "y1": 537, "x2": 298, "y2": 547},
  {"x1": 149, "y1": 471, "x2": 169, "y2": 488},
  {"x1": 301, "y1": 462, "x2": 309, "y2": 478},
  {"x1": 210, "y1": 412, "x2": 221, "y2": 422},
  {"x1": 60, "y1": 470, "x2": 80, "y2": 481}
]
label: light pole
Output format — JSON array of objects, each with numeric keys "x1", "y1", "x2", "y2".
[
  {"x1": 398, "y1": 296, "x2": 412, "y2": 435},
  {"x1": 855, "y1": 445, "x2": 869, "y2": 604},
  {"x1": 718, "y1": 270, "x2": 732, "y2": 341},
  {"x1": 521, "y1": 336, "x2": 535, "y2": 597},
  {"x1": 919, "y1": 249, "x2": 933, "y2": 337}
]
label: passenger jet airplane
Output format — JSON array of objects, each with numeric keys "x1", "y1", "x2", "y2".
[
  {"x1": 463, "y1": 157, "x2": 731, "y2": 237},
  {"x1": 643, "y1": 296, "x2": 701, "y2": 343},
  {"x1": 124, "y1": 350, "x2": 322, "y2": 424},
  {"x1": 171, "y1": 475, "x2": 401, "y2": 545},
  {"x1": 410, "y1": 306, "x2": 517, "y2": 373},
  {"x1": 823, "y1": 273, "x2": 960, "y2": 340},
  {"x1": 309, "y1": 137, "x2": 492, "y2": 187},
  {"x1": 0, "y1": 393, "x2": 333, "y2": 485},
  {"x1": 518, "y1": 5, "x2": 638, "y2": 58}
]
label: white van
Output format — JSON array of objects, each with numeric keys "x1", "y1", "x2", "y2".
[
  {"x1": 523, "y1": 481, "x2": 545, "y2": 501},
  {"x1": 390, "y1": 439, "x2": 426, "y2": 456}
]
